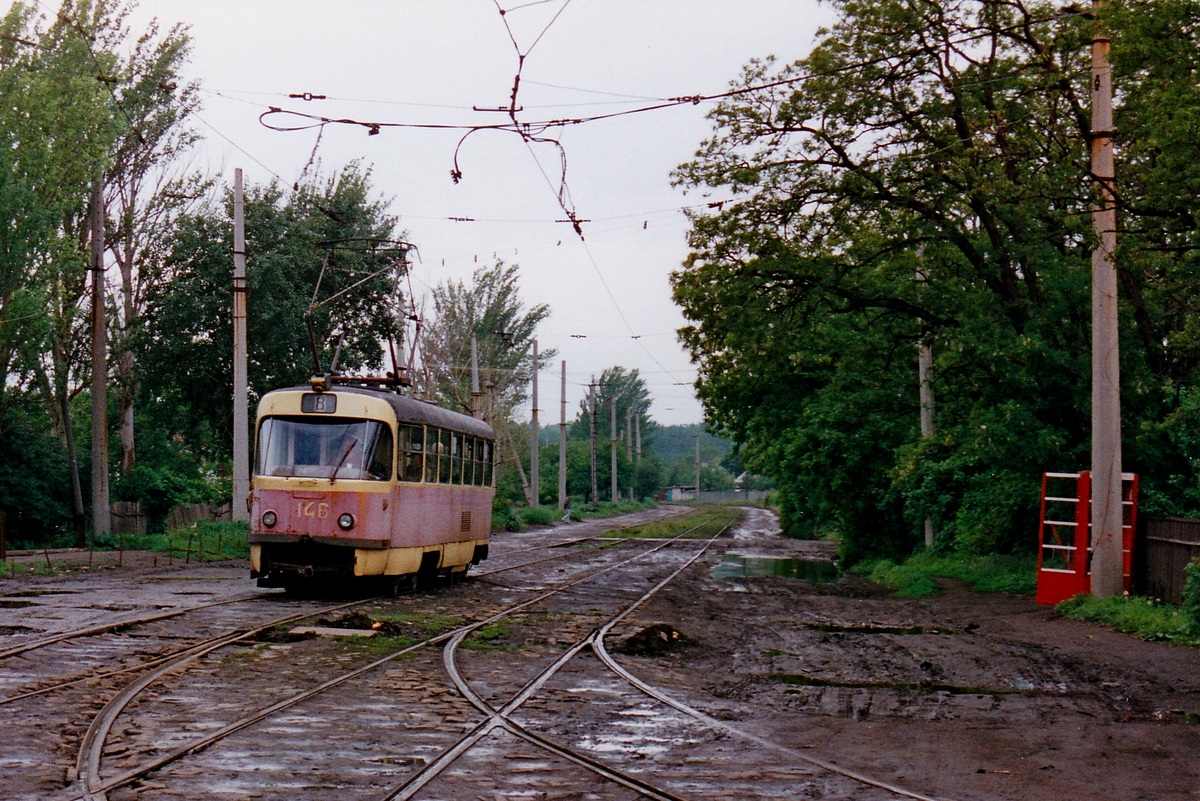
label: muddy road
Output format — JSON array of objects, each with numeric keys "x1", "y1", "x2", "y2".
[{"x1": 1, "y1": 506, "x2": 1197, "y2": 801}]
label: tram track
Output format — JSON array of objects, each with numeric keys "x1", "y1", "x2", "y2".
[
  {"x1": 63, "y1": 509, "x2": 733, "y2": 801},
  {"x1": 391, "y1": 514, "x2": 740, "y2": 801},
  {"x1": 69, "y1": 504, "x2": 954, "y2": 801}
]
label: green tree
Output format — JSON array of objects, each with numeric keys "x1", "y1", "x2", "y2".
[
  {"x1": 0, "y1": 0, "x2": 192, "y2": 543},
  {"x1": 419, "y1": 261, "x2": 552, "y2": 420},
  {"x1": 673, "y1": 0, "x2": 1200, "y2": 560},
  {"x1": 137, "y1": 164, "x2": 403, "y2": 464},
  {"x1": 417, "y1": 261, "x2": 553, "y2": 507}
]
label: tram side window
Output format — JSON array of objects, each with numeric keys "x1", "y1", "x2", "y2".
[
  {"x1": 450, "y1": 432, "x2": 464, "y2": 485},
  {"x1": 399, "y1": 425, "x2": 424, "y2": 482},
  {"x1": 470, "y1": 441, "x2": 484, "y2": 484},
  {"x1": 365, "y1": 425, "x2": 394, "y2": 481},
  {"x1": 424, "y1": 427, "x2": 440, "y2": 483},
  {"x1": 482, "y1": 441, "x2": 493, "y2": 486},
  {"x1": 463, "y1": 437, "x2": 476, "y2": 486},
  {"x1": 439, "y1": 429, "x2": 452, "y2": 483}
]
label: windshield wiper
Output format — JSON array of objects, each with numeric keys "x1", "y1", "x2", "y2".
[{"x1": 329, "y1": 438, "x2": 359, "y2": 484}]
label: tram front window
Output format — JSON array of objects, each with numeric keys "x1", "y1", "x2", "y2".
[{"x1": 256, "y1": 416, "x2": 393, "y2": 481}]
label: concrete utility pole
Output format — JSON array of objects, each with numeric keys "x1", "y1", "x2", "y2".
[
  {"x1": 588, "y1": 377, "x2": 598, "y2": 505},
  {"x1": 90, "y1": 179, "x2": 110, "y2": 539},
  {"x1": 625, "y1": 407, "x2": 633, "y2": 462},
  {"x1": 635, "y1": 409, "x2": 642, "y2": 465},
  {"x1": 917, "y1": 264, "x2": 936, "y2": 549},
  {"x1": 558, "y1": 361, "x2": 567, "y2": 510},
  {"x1": 470, "y1": 334, "x2": 481, "y2": 419},
  {"x1": 610, "y1": 397, "x2": 618, "y2": 502},
  {"x1": 1090, "y1": 0, "x2": 1124, "y2": 598},
  {"x1": 232, "y1": 169, "x2": 250, "y2": 523},
  {"x1": 694, "y1": 438, "x2": 701, "y2": 503},
  {"x1": 530, "y1": 340, "x2": 539, "y2": 507}
]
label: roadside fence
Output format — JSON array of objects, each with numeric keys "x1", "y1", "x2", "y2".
[{"x1": 1138, "y1": 517, "x2": 1200, "y2": 605}]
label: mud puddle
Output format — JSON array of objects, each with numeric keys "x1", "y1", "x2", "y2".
[{"x1": 714, "y1": 554, "x2": 838, "y2": 582}]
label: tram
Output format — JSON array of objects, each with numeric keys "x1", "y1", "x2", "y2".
[{"x1": 248, "y1": 377, "x2": 495, "y2": 591}]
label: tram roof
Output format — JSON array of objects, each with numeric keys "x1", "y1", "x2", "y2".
[{"x1": 266, "y1": 385, "x2": 495, "y2": 439}]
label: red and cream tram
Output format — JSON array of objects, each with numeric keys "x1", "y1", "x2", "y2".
[{"x1": 248, "y1": 380, "x2": 494, "y2": 591}]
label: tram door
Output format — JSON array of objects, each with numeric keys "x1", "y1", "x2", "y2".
[{"x1": 1035, "y1": 471, "x2": 1139, "y2": 606}]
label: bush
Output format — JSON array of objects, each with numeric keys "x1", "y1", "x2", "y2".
[
  {"x1": 518, "y1": 506, "x2": 560, "y2": 527},
  {"x1": 855, "y1": 552, "x2": 1037, "y2": 598},
  {"x1": 1183, "y1": 558, "x2": 1200, "y2": 638},
  {"x1": 1056, "y1": 593, "x2": 1198, "y2": 645}
]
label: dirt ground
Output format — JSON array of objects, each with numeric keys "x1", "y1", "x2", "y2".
[
  {"x1": 620, "y1": 507, "x2": 1200, "y2": 801},
  {"x1": 5, "y1": 507, "x2": 1199, "y2": 801}
]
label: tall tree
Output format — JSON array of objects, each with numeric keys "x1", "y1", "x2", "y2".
[
  {"x1": 419, "y1": 261, "x2": 552, "y2": 421},
  {"x1": 673, "y1": 0, "x2": 1200, "y2": 559},
  {"x1": 137, "y1": 164, "x2": 403, "y2": 463}
]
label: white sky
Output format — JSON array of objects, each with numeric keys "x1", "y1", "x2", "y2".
[{"x1": 122, "y1": 0, "x2": 834, "y2": 426}]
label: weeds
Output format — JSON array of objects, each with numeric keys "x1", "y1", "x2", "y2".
[
  {"x1": 121, "y1": 521, "x2": 250, "y2": 562},
  {"x1": 855, "y1": 552, "x2": 1037, "y2": 598},
  {"x1": 461, "y1": 621, "x2": 512, "y2": 650},
  {"x1": 1055, "y1": 594, "x2": 1200, "y2": 646}
]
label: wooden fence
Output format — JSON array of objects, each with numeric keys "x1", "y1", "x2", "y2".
[
  {"x1": 1136, "y1": 517, "x2": 1200, "y2": 604},
  {"x1": 109, "y1": 501, "x2": 233, "y2": 537}
]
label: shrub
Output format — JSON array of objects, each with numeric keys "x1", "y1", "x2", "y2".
[{"x1": 1183, "y1": 558, "x2": 1200, "y2": 638}]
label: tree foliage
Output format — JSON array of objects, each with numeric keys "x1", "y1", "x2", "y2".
[
  {"x1": 136, "y1": 164, "x2": 403, "y2": 462},
  {"x1": 0, "y1": 0, "x2": 198, "y2": 542},
  {"x1": 673, "y1": 0, "x2": 1200, "y2": 560},
  {"x1": 419, "y1": 261, "x2": 552, "y2": 420}
]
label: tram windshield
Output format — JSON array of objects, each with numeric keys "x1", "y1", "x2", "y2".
[{"x1": 256, "y1": 416, "x2": 393, "y2": 481}]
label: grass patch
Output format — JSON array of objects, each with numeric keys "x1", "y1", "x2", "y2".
[
  {"x1": 372, "y1": 611, "x2": 463, "y2": 635},
  {"x1": 518, "y1": 506, "x2": 562, "y2": 527},
  {"x1": 608, "y1": 506, "x2": 742, "y2": 540},
  {"x1": 855, "y1": 552, "x2": 1037, "y2": 598},
  {"x1": 1054, "y1": 595, "x2": 1200, "y2": 646},
  {"x1": 462, "y1": 621, "x2": 513, "y2": 650},
  {"x1": 118, "y1": 521, "x2": 250, "y2": 561},
  {"x1": 342, "y1": 634, "x2": 423, "y2": 656}
]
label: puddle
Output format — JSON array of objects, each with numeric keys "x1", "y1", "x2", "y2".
[
  {"x1": 806, "y1": 622, "x2": 955, "y2": 636},
  {"x1": 714, "y1": 554, "x2": 838, "y2": 582},
  {"x1": 771, "y1": 673, "x2": 1066, "y2": 696},
  {"x1": 2, "y1": 590, "x2": 76, "y2": 598}
]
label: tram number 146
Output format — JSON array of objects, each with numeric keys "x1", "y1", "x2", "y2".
[{"x1": 297, "y1": 501, "x2": 330, "y2": 519}]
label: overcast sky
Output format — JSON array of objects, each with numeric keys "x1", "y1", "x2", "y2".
[{"x1": 121, "y1": 0, "x2": 835, "y2": 426}]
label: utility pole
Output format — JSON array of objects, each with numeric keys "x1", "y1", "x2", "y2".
[
  {"x1": 694, "y1": 437, "x2": 701, "y2": 503},
  {"x1": 530, "y1": 339, "x2": 539, "y2": 507},
  {"x1": 232, "y1": 169, "x2": 249, "y2": 523},
  {"x1": 917, "y1": 264, "x2": 936, "y2": 549},
  {"x1": 588, "y1": 377, "x2": 598, "y2": 505},
  {"x1": 90, "y1": 179, "x2": 110, "y2": 541},
  {"x1": 610, "y1": 397, "x2": 618, "y2": 502},
  {"x1": 625, "y1": 407, "x2": 633, "y2": 462},
  {"x1": 635, "y1": 408, "x2": 642, "y2": 465},
  {"x1": 558, "y1": 360, "x2": 567, "y2": 510},
  {"x1": 1090, "y1": 0, "x2": 1123, "y2": 598},
  {"x1": 470, "y1": 334, "x2": 481, "y2": 419}
]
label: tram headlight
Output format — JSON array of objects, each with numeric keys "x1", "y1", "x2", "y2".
[
  {"x1": 338, "y1": 513, "x2": 355, "y2": 531},
  {"x1": 261, "y1": 510, "x2": 277, "y2": 528}
]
